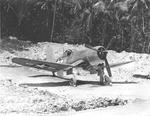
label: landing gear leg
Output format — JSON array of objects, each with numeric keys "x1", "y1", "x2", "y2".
[
  {"x1": 69, "y1": 74, "x2": 77, "y2": 87},
  {"x1": 68, "y1": 68, "x2": 77, "y2": 87},
  {"x1": 97, "y1": 63, "x2": 105, "y2": 85},
  {"x1": 52, "y1": 72, "x2": 56, "y2": 77},
  {"x1": 97, "y1": 63, "x2": 112, "y2": 86}
]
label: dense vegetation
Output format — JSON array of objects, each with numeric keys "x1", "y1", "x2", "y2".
[{"x1": 1, "y1": 0, "x2": 150, "y2": 52}]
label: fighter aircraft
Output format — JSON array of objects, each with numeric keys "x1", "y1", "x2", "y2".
[
  {"x1": 56, "y1": 45, "x2": 112, "y2": 76},
  {"x1": 12, "y1": 45, "x2": 133, "y2": 86}
]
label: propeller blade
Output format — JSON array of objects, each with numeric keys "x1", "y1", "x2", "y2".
[
  {"x1": 85, "y1": 44, "x2": 112, "y2": 77},
  {"x1": 105, "y1": 58, "x2": 112, "y2": 77},
  {"x1": 85, "y1": 44, "x2": 98, "y2": 52}
]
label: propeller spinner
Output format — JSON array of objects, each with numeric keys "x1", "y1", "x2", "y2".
[{"x1": 85, "y1": 44, "x2": 112, "y2": 77}]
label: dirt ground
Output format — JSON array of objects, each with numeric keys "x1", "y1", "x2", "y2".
[{"x1": 0, "y1": 38, "x2": 150, "y2": 116}]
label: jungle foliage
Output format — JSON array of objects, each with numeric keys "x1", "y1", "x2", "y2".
[{"x1": 1, "y1": 0, "x2": 150, "y2": 52}]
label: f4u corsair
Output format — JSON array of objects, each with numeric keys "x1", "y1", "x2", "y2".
[{"x1": 12, "y1": 45, "x2": 133, "y2": 86}]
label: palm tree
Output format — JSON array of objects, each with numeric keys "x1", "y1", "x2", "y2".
[
  {"x1": 71, "y1": 0, "x2": 108, "y2": 44},
  {"x1": 127, "y1": 0, "x2": 150, "y2": 52}
]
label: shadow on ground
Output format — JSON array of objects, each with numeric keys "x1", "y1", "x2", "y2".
[
  {"x1": 133, "y1": 74, "x2": 150, "y2": 79},
  {"x1": 20, "y1": 74, "x2": 138, "y2": 87},
  {"x1": 0, "y1": 65, "x2": 22, "y2": 68}
]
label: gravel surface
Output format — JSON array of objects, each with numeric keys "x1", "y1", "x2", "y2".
[
  {"x1": 0, "y1": 39, "x2": 150, "y2": 115},
  {"x1": 0, "y1": 80, "x2": 127, "y2": 114}
]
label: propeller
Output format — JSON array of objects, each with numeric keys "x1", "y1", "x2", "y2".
[{"x1": 85, "y1": 44, "x2": 112, "y2": 77}]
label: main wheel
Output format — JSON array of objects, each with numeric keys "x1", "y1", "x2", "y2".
[{"x1": 69, "y1": 78, "x2": 77, "y2": 87}]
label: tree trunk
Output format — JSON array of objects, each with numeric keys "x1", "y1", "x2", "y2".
[
  {"x1": 50, "y1": 0, "x2": 57, "y2": 42},
  {"x1": 102, "y1": 21, "x2": 106, "y2": 46},
  {"x1": 130, "y1": 21, "x2": 134, "y2": 51}
]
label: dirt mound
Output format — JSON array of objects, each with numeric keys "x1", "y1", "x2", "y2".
[
  {"x1": 0, "y1": 79, "x2": 127, "y2": 114},
  {"x1": 0, "y1": 37, "x2": 32, "y2": 53}
]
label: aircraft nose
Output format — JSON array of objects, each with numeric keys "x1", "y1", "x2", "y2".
[{"x1": 97, "y1": 50, "x2": 107, "y2": 60}]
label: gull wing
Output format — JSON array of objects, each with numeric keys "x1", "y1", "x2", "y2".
[{"x1": 12, "y1": 57, "x2": 74, "y2": 72}]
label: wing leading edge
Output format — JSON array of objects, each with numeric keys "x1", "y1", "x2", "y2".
[{"x1": 12, "y1": 57, "x2": 74, "y2": 72}]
